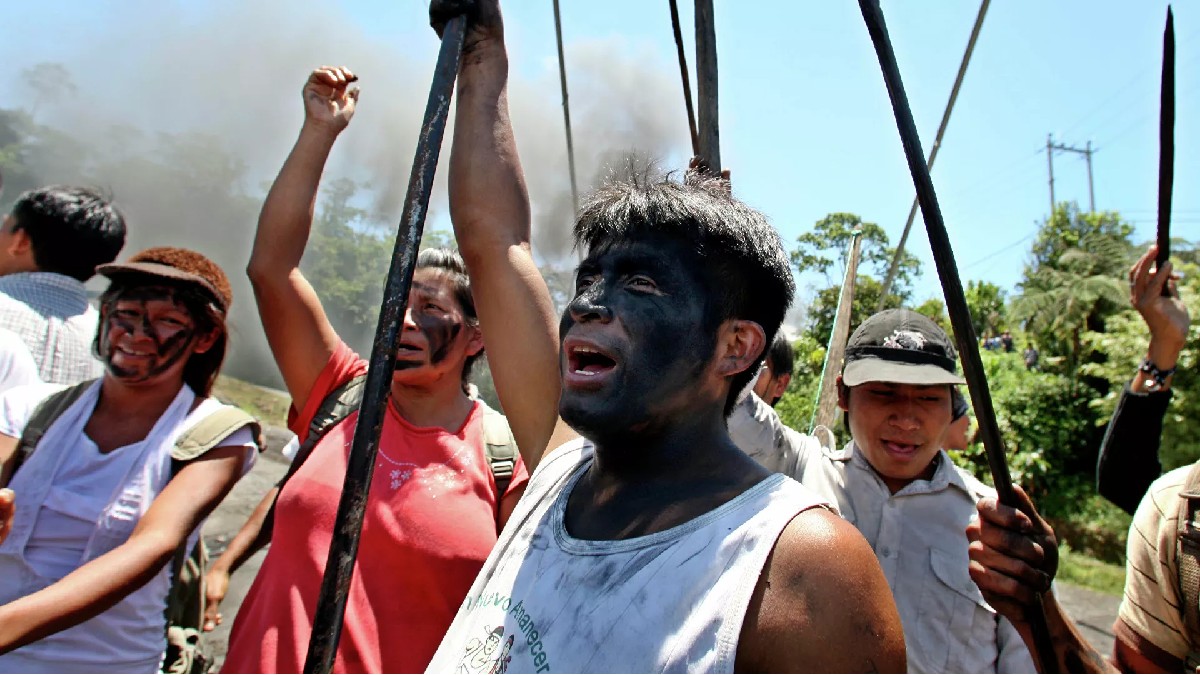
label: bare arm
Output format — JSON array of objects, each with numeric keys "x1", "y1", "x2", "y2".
[
  {"x1": 736, "y1": 509, "x2": 907, "y2": 673},
  {"x1": 0, "y1": 444, "x2": 245, "y2": 653},
  {"x1": 247, "y1": 67, "x2": 359, "y2": 413},
  {"x1": 438, "y1": 1, "x2": 560, "y2": 472},
  {"x1": 202, "y1": 485, "x2": 279, "y2": 631}
]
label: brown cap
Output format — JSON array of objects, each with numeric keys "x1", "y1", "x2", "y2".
[{"x1": 96, "y1": 247, "x2": 232, "y2": 312}]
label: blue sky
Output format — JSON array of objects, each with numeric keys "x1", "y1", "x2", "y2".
[{"x1": 1, "y1": 0, "x2": 1195, "y2": 313}]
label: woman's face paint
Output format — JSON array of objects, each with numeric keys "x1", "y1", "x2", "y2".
[
  {"x1": 100, "y1": 286, "x2": 199, "y2": 383},
  {"x1": 392, "y1": 269, "x2": 474, "y2": 380}
]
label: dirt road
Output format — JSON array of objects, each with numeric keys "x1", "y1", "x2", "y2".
[{"x1": 199, "y1": 427, "x2": 1122, "y2": 669}]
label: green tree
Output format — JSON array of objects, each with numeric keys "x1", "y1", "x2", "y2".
[
  {"x1": 1012, "y1": 204, "x2": 1133, "y2": 378},
  {"x1": 794, "y1": 213, "x2": 922, "y2": 345},
  {"x1": 965, "y1": 280, "x2": 1007, "y2": 339}
]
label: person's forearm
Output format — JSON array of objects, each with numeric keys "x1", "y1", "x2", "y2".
[
  {"x1": 450, "y1": 41, "x2": 530, "y2": 256},
  {"x1": 210, "y1": 486, "x2": 279, "y2": 577},
  {"x1": 0, "y1": 531, "x2": 177, "y2": 654},
  {"x1": 1096, "y1": 384, "x2": 1171, "y2": 513},
  {"x1": 1013, "y1": 594, "x2": 1117, "y2": 673},
  {"x1": 248, "y1": 124, "x2": 338, "y2": 281}
]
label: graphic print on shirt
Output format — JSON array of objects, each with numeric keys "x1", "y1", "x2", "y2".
[
  {"x1": 457, "y1": 593, "x2": 552, "y2": 673},
  {"x1": 364, "y1": 434, "x2": 478, "y2": 494}
]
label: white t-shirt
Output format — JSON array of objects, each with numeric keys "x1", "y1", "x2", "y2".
[
  {"x1": 0, "y1": 328, "x2": 41, "y2": 395},
  {"x1": 0, "y1": 394, "x2": 257, "y2": 581},
  {"x1": 0, "y1": 384, "x2": 257, "y2": 673}
]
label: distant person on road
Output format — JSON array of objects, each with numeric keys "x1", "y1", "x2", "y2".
[
  {"x1": 1023, "y1": 344, "x2": 1039, "y2": 371},
  {"x1": 0, "y1": 186, "x2": 126, "y2": 385}
]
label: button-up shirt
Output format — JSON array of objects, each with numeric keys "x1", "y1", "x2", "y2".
[
  {"x1": 0, "y1": 272, "x2": 103, "y2": 385},
  {"x1": 729, "y1": 394, "x2": 1034, "y2": 673}
]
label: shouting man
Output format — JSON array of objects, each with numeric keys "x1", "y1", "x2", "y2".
[{"x1": 424, "y1": 0, "x2": 905, "y2": 672}]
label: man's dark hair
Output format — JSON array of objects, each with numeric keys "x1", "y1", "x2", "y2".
[
  {"x1": 573, "y1": 168, "x2": 795, "y2": 415},
  {"x1": 766, "y1": 333, "x2": 795, "y2": 378},
  {"x1": 10, "y1": 186, "x2": 126, "y2": 281},
  {"x1": 416, "y1": 246, "x2": 481, "y2": 385}
]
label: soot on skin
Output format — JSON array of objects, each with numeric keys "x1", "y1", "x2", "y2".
[
  {"x1": 558, "y1": 236, "x2": 720, "y2": 440},
  {"x1": 394, "y1": 279, "x2": 466, "y2": 371},
  {"x1": 101, "y1": 286, "x2": 197, "y2": 382}
]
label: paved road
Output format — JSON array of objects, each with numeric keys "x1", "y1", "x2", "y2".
[{"x1": 199, "y1": 428, "x2": 1123, "y2": 668}]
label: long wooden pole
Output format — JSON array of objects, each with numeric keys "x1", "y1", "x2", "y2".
[
  {"x1": 856, "y1": 1, "x2": 1059, "y2": 670},
  {"x1": 552, "y1": 0, "x2": 580, "y2": 217},
  {"x1": 302, "y1": 15, "x2": 468, "y2": 673},
  {"x1": 694, "y1": 0, "x2": 720, "y2": 173},
  {"x1": 668, "y1": 0, "x2": 700, "y2": 156},
  {"x1": 812, "y1": 229, "x2": 863, "y2": 432},
  {"x1": 1157, "y1": 6, "x2": 1175, "y2": 288},
  {"x1": 877, "y1": 0, "x2": 990, "y2": 310}
]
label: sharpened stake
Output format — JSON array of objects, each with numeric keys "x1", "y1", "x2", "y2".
[
  {"x1": 1157, "y1": 7, "x2": 1174, "y2": 286},
  {"x1": 856, "y1": 1, "x2": 1059, "y2": 671},
  {"x1": 302, "y1": 14, "x2": 468, "y2": 673}
]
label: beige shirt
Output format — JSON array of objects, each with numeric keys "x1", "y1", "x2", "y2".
[
  {"x1": 1116, "y1": 465, "x2": 1193, "y2": 669},
  {"x1": 728, "y1": 394, "x2": 1034, "y2": 673}
]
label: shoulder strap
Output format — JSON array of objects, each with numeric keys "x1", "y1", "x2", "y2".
[
  {"x1": 1175, "y1": 461, "x2": 1200, "y2": 667},
  {"x1": 171, "y1": 406, "x2": 264, "y2": 463},
  {"x1": 278, "y1": 374, "x2": 368, "y2": 488},
  {"x1": 481, "y1": 408, "x2": 517, "y2": 496},
  {"x1": 12, "y1": 380, "x2": 96, "y2": 477}
]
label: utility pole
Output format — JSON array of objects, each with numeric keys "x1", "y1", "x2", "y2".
[
  {"x1": 1046, "y1": 135, "x2": 1097, "y2": 213},
  {"x1": 876, "y1": 0, "x2": 990, "y2": 310},
  {"x1": 1046, "y1": 133, "x2": 1056, "y2": 216}
]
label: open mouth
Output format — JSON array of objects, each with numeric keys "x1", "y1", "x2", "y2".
[
  {"x1": 116, "y1": 345, "x2": 154, "y2": 358},
  {"x1": 882, "y1": 440, "x2": 921, "y2": 457},
  {"x1": 395, "y1": 343, "x2": 424, "y2": 357},
  {"x1": 568, "y1": 345, "x2": 616, "y2": 376}
]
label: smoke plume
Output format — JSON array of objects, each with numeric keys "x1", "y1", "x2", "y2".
[{"x1": 1, "y1": 1, "x2": 689, "y2": 388}]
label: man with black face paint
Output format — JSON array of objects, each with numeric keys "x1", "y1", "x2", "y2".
[
  {"x1": 727, "y1": 308, "x2": 1035, "y2": 673},
  {"x1": 424, "y1": 1, "x2": 905, "y2": 672}
]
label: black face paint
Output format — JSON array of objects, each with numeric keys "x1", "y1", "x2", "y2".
[
  {"x1": 558, "y1": 235, "x2": 721, "y2": 441},
  {"x1": 100, "y1": 286, "x2": 198, "y2": 383},
  {"x1": 393, "y1": 276, "x2": 467, "y2": 372}
]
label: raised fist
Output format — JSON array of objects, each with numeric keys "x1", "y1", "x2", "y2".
[{"x1": 302, "y1": 66, "x2": 359, "y2": 134}]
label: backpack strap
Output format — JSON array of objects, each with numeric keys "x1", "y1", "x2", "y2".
[
  {"x1": 1176, "y1": 461, "x2": 1200, "y2": 669},
  {"x1": 11, "y1": 381, "x2": 96, "y2": 477},
  {"x1": 277, "y1": 374, "x2": 368, "y2": 489},
  {"x1": 171, "y1": 406, "x2": 264, "y2": 463},
  {"x1": 481, "y1": 408, "x2": 518, "y2": 497}
]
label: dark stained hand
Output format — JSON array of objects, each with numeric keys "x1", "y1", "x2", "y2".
[{"x1": 967, "y1": 484, "x2": 1058, "y2": 625}]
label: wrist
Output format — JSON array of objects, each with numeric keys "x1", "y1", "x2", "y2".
[
  {"x1": 1146, "y1": 340, "x2": 1183, "y2": 371},
  {"x1": 298, "y1": 120, "x2": 343, "y2": 144}
]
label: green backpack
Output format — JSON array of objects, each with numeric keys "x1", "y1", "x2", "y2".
[{"x1": 11, "y1": 381, "x2": 264, "y2": 674}]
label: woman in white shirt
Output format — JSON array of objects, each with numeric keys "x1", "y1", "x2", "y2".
[{"x1": 0, "y1": 246, "x2": 258, "y2": 673}]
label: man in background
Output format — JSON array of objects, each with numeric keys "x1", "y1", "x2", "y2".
[{"x1": 0, "y1": 186, "x2": 126, "y2": 384}]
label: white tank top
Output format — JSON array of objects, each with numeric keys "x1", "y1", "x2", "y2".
[{"x1": 426, "y1": 438, "x2": 830, "y2": 674}]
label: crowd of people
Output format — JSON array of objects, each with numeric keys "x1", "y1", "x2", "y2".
[{"x1": 0, "y1": 1, "x2": 1192, "y2": 673}]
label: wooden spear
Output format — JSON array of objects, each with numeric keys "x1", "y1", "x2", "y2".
[
  {"x1": 694, "y1": 0, "x2": 720, "y2": 173},
  {"x1": 856, "y1": 1, "x2": 1059, "y2": 670},
  {"x1": 668, "y1": 0, "x2": 700, "y2": 156},
  {"x1": 1157, "y1": 6, "x2": 1174, "y2": 294},
  {"x1": 811, "y1": 228, "x2": 863, "y2": 433},
  {"x1": 302, "y1": 14, "x2": 469, "y2": 673}
]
